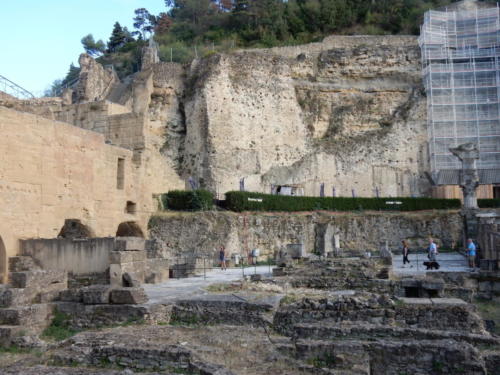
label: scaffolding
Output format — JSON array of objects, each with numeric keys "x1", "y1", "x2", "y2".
[{"x1": 419, "y1": 4, "x2": 500, "y2": 172}]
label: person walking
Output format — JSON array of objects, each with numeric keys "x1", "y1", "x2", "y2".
[
  {"x1": 428, "y1": 238, "x2": 438, "y2": 262},
  {"x1": 219, "y1": 246, "x2": 227, "y2": 271},
  {"x1": 402, "y1": 240, "x2": 410, "y2": 267},
  {"x1": 466, "y1": 238, "x2": 477, "y2": 270}
]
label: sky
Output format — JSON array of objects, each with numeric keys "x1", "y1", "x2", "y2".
[{"x1": 0, "y1": 0, "x2": 166, "y2": 96}]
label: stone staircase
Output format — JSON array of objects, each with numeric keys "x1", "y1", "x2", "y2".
[{"x1": 0, "y1": 256, "x2": 67, "y2": 346}]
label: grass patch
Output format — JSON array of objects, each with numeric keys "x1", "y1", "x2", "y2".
[
  {"x1": 170, "y1": 313, "x2": 205, "y2": 327},
  {"x1": 307, "y1": 354, "x2": 336, "y2": 369},
  {"x1": 41, "y1": 311, "x2": 79, "y2": 341},
  {"x1": 280, "y1": 295, "x2": 298, "y2": 305},
  {"x1": 0, "y1": 345, "x2": 34, "y2": 355}
]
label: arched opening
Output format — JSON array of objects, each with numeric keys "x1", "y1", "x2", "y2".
[
  {"x1": 0, "y1": 236, "x2": 6, "y2": 284},
  {"x1": 116, "y1": 221, "x2": 144, "y2": 238},
  {"x1": 58, "y1": 219, "x2": 94, "y2": 239}
]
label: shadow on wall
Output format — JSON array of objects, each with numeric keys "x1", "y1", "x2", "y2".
[
  {"x1": 0, "y1": 236, "x2": 5, "y2": 283},
  {"x1": 116, "y1": 221, "x2": 144, "y2": 238},
  {"x1": 58, "y1": 219, "x2": 95, "y2": 239}
]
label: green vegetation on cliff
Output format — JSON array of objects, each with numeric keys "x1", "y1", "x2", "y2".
[{"x1": 54, "y1": 1, "x2": 496, "y2": 87}]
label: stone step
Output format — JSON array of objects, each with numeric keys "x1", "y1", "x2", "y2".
[
  {"x1": 0, "y1": 304, "x2": 52, "y2": 328},
  {"x1": 292, "y1": 322, "x2": 500, "y2": 346},
  {"x1": 8, "y1": 256, "x2": 40, "y2": 272},
  {"x1": 0, "y1": 325, "x2": 29, "y2": 347}
]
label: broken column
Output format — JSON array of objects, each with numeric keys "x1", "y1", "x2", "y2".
[
  {"x1": 449, "y1": 143, "x2": 480, "y2": 210},
  {"x1": 109, "y1": 237, "x2": 146, "y2": 287},
  {"x1": 449, "y1": 143, "x2": 480, "y2": 239}
]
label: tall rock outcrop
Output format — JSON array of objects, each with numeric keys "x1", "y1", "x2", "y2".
[{"x1": 182, "y1": 36, "x2": 429, "y2": 197}]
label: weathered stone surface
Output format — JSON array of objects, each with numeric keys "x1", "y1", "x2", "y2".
[
  {"x1": 81, "y1": 285, "x2": 111, "y2": 304},
  {"x1": 55, "y1": 302, "x2": 171, "y2": 329},
  {"x1": 58, "y1": 288, "x2": 83, "y2": 303},
  {"x1": 0, "y1": 304, "x2": 52, "y2": 328},
  {"x1": 149, "y1": 210, "x2": 462, "y2": 260},
  {"x1": 145, "y1": 258, "x2": 169, "y2": 284},
  {"x1": 8, "y1": 256, "x2": 40, "y2": 272},
  {"x1": 115, "y1": 237, "x2": 146, "y2": 252},
  {"x1": 110, "y1": 287, "x2": 148, "y2": 305},
  {"x1": 123, "y1": 272, "x2": 141, "y2": 287},
  {"x1": 109, "y1": 250, "x2": 134, "y2": 264},
  {"x1": 9, "y1": 270, "x2": 66, "y2": 289}
]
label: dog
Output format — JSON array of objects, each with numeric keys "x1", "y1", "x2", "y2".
[{"x1": 423, "y1": 261, "x2": 440, "y2": 270}]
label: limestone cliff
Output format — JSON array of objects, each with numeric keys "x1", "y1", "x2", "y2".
[{"x1": 182, "y1": 36, "x2": 430, "y2": 197}]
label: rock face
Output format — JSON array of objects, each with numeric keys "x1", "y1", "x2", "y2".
[
  {"x1": 182, "y1": 36, "x2": 429, "y2": 197},
  {"x1": 2, "y1": 35, "x2": 430, "y2": 200},
  {"x1": 75, "y1": 53, "x2": 119, "y2": 102},
  {"x1": 149, "y1": 210, "x2": 462, "y2": 260}
]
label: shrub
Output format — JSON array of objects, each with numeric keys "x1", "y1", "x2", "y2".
[
  {"x1": 224, "y1": 191, "x2": 460, "y2": 212},
  {"x1": 162, "y1": 190, "x2": 213, "y2": 211},
  {"x1": 478, "y1": 199, "x2": 500, "y2": 208}
]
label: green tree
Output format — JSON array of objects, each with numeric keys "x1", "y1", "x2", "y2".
[
  {"x1": 81, "y1": 34, "x2": 106, "y2": 57},
  {"x1": 133, "y1": 8, "x2": 157, "y2": 39},
  {"x1": 62, "y1": 63, "x2": 80, "y2": 86},
  {"x1": 108, "y1": 22, "x2": 128, "y2": 52},
  {"x1": 44, "y1": 79, "x2": 63, "y2": 97},
  {"x1": 154, "y1": 12, "x2": 173, "y2": 35}
]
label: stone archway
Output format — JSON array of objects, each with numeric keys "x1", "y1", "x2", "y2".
[
  {"x1": 58, "y1": 219, "x2": 94, "y2": 239},
  {"x1": 116, "y1": 221, "x2": 144, "y2": 238},
  {"x1": 0, "y1": 236, "x2": 6, "y2": 283}
]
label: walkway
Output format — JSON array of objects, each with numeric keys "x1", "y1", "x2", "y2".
[
  {"x1": 392, "y1": 252, "x2": 469, "y2": 276},
  {"x1": 143, "y1": 265, "x2": 272, "y2": 304}
]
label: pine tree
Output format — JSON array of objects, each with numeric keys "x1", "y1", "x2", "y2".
[
  {"x1": 108, "y1": 22, "x2": 127, "y2": 53},
  {"x1": 62, "y1": 63, "x2": 80, "y2": 86}
]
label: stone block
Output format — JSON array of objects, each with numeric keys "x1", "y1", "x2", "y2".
[
  {"x1": 123, "y1": 272, "x2": 141, "y2": 287},
  {"x1": 131, "y1": 251, "x2": 146, "y2": 262},
  {"x1": 81, "y1": 285, "x2": 111, "y2": 304},
  {"x1": 479, "y1": 281, "x2": 492, "y2": 292},
  {"x1": 250, "y1": 274, "x2": 262, "y2": 282},
  {"x1": 422, "y1": 279, "x2": 444, "y2": 291},
  {"x1": 0, "y1": 304, "x2": 52, "y2": 328},
  {"x1": 109, "y1": 251, "x2": 134, "y2": 264},
  {"x1": 0, "y1": 325, "x2": 28, "y2": 347},
  {"x1": 273, "y1": 267, "x2": 286, "y2": 277},
  {"x1": 9, "y1": 270, "x2": 66, "y2": 289},
  {"x1": 492, "y1": 281, "x2": 500, "y2": 294},
  {"x1": 0, "y1": 287, "x2": 29, "y2": 308},
  {"x1": 109, "y1": 288, "x2": 148, "y2": 305},
  {"x1": 59, "y1": 288, "x2": 83, "y2": 303},
  {"x1": 8, "y1": 256, "x2": 40, "y2": 272},
  {"x1": 109, "y1": 263, "x2": 123, "y2": 286},
  {"x1": 401, "y1": 279, "x2": 420, "y2": 288},
  {"x1": 115, "y1": 237, "x2": 145, "y2": 251},
  {"x1": 145, "y1": 258, "x2": 169, "y2": 284}
]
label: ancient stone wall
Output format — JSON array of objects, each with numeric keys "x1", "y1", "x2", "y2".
[
  {"x1": 0, "y1": 107, "x2": 154, "y2": 279},
  {"x1": 149, "y1": 210, "x2": 463, "y2": 260},
  {"x1": 20, "y1": 238, "x2": 115, "y2": 275}
]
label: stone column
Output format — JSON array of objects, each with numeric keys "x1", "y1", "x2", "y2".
[{"x1": 449, "y1": 143, "x2": 480, "y2": 209}]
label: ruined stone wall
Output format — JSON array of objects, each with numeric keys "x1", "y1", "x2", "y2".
[
  {"x1": 149, "y1": 210, "x2": 463, "y2": 260},
  {"x1": 0, "y1": 107, "x2": 154, "y2": 279},
  {"x1": 183, "y1": 36, "x2": 429, "y2": 197}
]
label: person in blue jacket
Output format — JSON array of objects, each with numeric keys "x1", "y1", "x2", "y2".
[{"x1": 466, "y1": 238, "x2": 477, "y2": 270}]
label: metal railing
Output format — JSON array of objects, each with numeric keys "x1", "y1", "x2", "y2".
[
  {"x1": 0, "y1": 74, "x2": 34, "y2": 99},
  {"x1": 168, "y1": 255, "x2": 275, "y2": 280}
]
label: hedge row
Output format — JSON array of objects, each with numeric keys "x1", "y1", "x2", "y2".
[
  {"x1": 224, "y1": 191, "x2": 461, "y2": 212},
  {"x1": 478, "y1": 199, "x2": 500, "y2": 208},
  {"x1": 162, "y1": 190, "x2": 213, "y2": 211}
]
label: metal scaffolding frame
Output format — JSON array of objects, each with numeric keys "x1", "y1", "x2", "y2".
[{"x1": 419, "y1": 4, "x2": 500, "y2": 172}]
